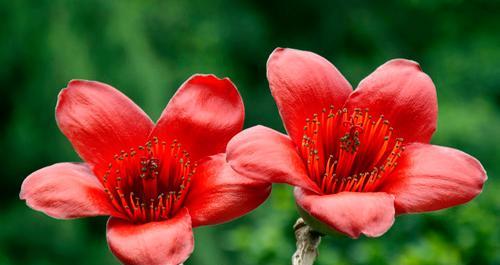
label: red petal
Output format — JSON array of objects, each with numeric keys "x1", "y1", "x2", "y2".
[
  {"x1": 295, "y1": 188, "x2": 395, "y2": 238},
  {"x1": 226, "y1": 125, "x2": 320, "y2": 193},
  {"x1": 183, "y1": 153, "x2": 271, "y2": 227},
  {"x1": 151, "y1": 74, "x2": 244, "y2": 160},
  {"x1": 380, "y1": 143, "x2": 487, "y2": 214},
  {"x1": 20, "y1": 163, "x2": 122, "y2": 219},
  {"x1": 56, "y1": 80, "x2": 154, "y2": 174},
  {"x1": 345, "y1": 59, "x2": 437, "y2": 143},
  {"x1": 267, "y1": 48, "x2": 352, "y2": 146},
  {"x1": 106, "y1": 208, "x2": 194, "y2": 265}
]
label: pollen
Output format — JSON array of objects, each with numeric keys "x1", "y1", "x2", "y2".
[
  {"x1": 101, "y1": 137, "x2": 196, "y2": 223},
  {"x1": 300, "y1": 106, "x2": 404, "y2": 194}
]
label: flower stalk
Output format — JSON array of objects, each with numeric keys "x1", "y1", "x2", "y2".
[{"x1": 292, "y1": 218, "x2": 322, "y2": 265}]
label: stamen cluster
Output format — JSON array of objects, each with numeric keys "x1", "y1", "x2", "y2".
[
  {"x1": 301, "y1": 106, "x2": 404, "y2": 194},
  {"x1": 102, "y1": 137, "x2": 196, "y2": 222}
]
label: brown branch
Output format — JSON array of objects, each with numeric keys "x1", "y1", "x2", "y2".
[{"x1": 292, "y1": 218, "x2": 322, "y2": 265}]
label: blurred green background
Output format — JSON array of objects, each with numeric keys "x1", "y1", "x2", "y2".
[{"x1": 1, "y1": 0, "x2": 499, "y2": 264}]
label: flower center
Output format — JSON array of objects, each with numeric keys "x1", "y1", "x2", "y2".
[
  {"x1": 101, "y1": 137, "x2": 196, "y2": 223},
  {"x1": 300, "y1": 106, "x2": 404, "y2": 194}
]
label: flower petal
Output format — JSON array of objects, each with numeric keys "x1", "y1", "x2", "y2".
[
  {"x1": 183, "y1": 153, "x2": 271, "y2": 227},
  {"x1": 380, "y1": 143, "x2": 487, "y2": 214},
  {"x1": 267, "y1": 48, "x2": 352, "y2": 145},
  {"x1": 20, "y1": 163, "x2": 121, "y2": 219},
  {"x1": 56, "y1": 80, "x2": 154, "y2": 174},
  {"x1": 151, "y1": 74, "x2": 244, "y2": 160},
  {"x1": 295, "y1": 188, "x2": 395, "y2": 238},
  {"x1": 226, "y1": 125, "x2": 320, "y2": 193},
  {"x1": 106, "y1": 208, "x2": 194, "y2": 265},
  {"x1": 345, "y1": 59, "x2": 438, "y2": 143}
]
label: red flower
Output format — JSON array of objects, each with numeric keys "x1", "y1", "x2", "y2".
[
  {"x1": 226, "y1": 48, "x2": 487, "y2": 238},
  {"x1": 20, "y1": 75, "x2": 271, "y2": 265}
]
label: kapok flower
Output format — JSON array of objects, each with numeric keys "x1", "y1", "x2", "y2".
[
  {"x1": 226, "y1": 48, "x2": 487, "y2": 238},
  {"x1": 20, "y1": 75, "x2": 271, "y2": 265}
]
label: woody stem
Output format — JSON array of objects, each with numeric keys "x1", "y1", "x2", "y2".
[{"x1": 292, "y1": 218, "x2": 322, "y2": 265}]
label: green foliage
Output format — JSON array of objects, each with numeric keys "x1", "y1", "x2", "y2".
[{"x1": 0, "y1": 0, "x2": 498, "y2": 264}]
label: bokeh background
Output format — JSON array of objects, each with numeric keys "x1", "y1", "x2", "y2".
[{"x1": 1, "y1": 0, "x2": 499, "y2": 264}]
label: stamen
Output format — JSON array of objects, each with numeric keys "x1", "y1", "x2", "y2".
[
  {"x1": 101, "y1": 138, "x2": 196, "y2": 223},
  {"x1": 301, "y1": 107, "x2": 404, "y2": 194}
]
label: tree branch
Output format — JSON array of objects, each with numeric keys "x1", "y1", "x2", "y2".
[{"x1": 292, "y1": 218, "x2": 322, "y2": 265}]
